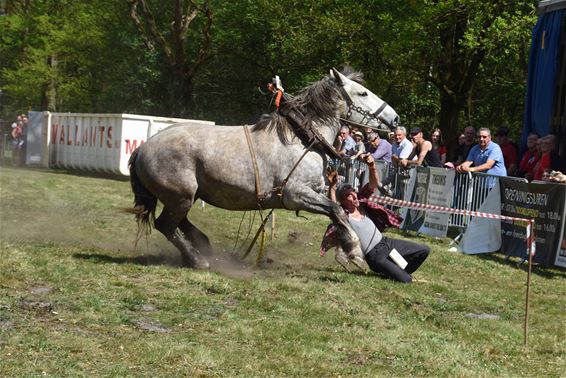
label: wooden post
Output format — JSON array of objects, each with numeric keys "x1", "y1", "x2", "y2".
[
  {"x1": 524, "y1": 220, "x2": 535, "y2": 346},
  {"x1": 270, "y1": 212, "x2": 275, "y2": 240}
]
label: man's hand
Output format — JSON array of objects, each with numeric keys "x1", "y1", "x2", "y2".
[
  {"x1": 456, "y1": 162, "x2": 473, "y2": 173},
  {"x1": 361, "y1": 153, "x2": 375, "y2": 166},
  {"x1": 327, "y1": 169, "x2": 339, "y2": 188}
]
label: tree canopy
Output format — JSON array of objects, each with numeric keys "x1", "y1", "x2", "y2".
[{"x1": 0, "y1": 0, "x2": 538, "y2": 145}]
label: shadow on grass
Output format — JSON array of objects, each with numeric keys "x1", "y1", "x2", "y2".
[
  {"x1": 476, "y1": 252, "x2": 566, "y2": 279},
  {"x1": 72, "y1": 250, "x2": 259, "y2": 279},
  {"x1": 73, "y1": 252, "x2": 183, "y2": 267}
]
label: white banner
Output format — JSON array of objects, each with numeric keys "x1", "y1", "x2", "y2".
[{"x1": 460, "y1": 183, "x2": 502, "y2": 254}]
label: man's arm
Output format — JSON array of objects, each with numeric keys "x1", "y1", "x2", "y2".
[
  {"x1": 327, "y1": 170, "x2": 338, "y2": 202},
  {"x1": 473, "y1": 159, "x2": 496, "y2": 172},
  {"x1": 403, "y1": 141, "x2": 432, "y2": 167},
  {"x1": 364, "y1": 154, "x2": 380, "y2": 190},
  {"x1": 456, "y1": 160, "x2": 474, "y2": 173},
  {"x1": 457, "y1": 158, "x2": 495, "y2": 173}
]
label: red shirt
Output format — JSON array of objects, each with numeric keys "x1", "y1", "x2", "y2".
[
  {"x1": 533, "y1": 153, "x2": 551, "y2": 181},
  {"x1": 499, "y1": 142, "x2": 518, "y2": 170},
  {"x1": 436, "y1": 145, "x2": 447, "y2": 160},
  {"x1": 519, "y1": 149, "x2": 539, "y2": 177}
]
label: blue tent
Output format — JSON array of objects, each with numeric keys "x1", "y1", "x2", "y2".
[{"x1": 521, "y1": 0, "x2": 566, "y2": 152}]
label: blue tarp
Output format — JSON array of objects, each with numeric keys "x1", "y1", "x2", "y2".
[{"x1": 521, "y1": 9, "x2": 564, "y2": 151}]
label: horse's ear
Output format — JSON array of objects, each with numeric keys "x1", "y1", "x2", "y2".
[{"x1": 330, "y1": 68, "x2": 343, "y2": 85}]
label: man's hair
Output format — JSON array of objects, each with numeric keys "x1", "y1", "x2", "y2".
[
  {"x1": 336, "y1": 184, "x2": 355, "y2": 203},
  {"x1": 368, "y1": 132, "x2": 379, "y2": 141},
  {"x1": 340, "y1": 126, "x2": 350, "y2": 133},
  {"x1": 545, "y1": 134, "x2": 557, "y2": 147},
  {"x1": 478, "y1": 127, "x2": 491, "y2": 136},
  {"x1": 395, "y1": 126, "x2": 406, "y2": 135}
]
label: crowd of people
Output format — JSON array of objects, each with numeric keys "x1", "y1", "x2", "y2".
[
  {"x1": 327, "y1": 123, "x2": 565, "y2": 282},
  {"x1": 334, "y1": 124, "x2": 566, "y2": 183}
]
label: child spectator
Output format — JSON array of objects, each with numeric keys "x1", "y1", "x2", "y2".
[{"x1": 351, "y1": 131, "x2": 366, "y2": 160}]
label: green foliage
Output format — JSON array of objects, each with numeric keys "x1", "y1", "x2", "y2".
[{"x1": 0, "y1": 0, "x2": 539, "y2": 136}]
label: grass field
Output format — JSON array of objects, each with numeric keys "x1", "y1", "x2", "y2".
[{"x1": 1, "y1": 166, "x2": 565, "y2": 376}]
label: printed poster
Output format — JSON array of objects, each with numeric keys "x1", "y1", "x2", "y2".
[
  {"x1": 554, "y1": 204, "x2": 566, "y2": 268},
  {"x1": 499, "y1": 178, "x2": 566, "y2": 267},
  {"x1": 402, "y1": 167, "x2": 455, "y2": 237}
]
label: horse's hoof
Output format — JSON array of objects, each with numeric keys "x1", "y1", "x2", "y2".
[
  {"x1": 194, "y1": 259, "x2": 210, "y2": 270},
  {"x1": 350, "y1": 256, "x2": 367, "y2": 272},
  {"x1": 335, "y1": 251, "x2": 351, "y2": 272},
  {"x1": 182, "y1": 256, "x2": 210, "y2": 270}
]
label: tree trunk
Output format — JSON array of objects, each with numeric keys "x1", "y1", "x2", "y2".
[
  {"x1": 41, "y1": 55, "x2": 57, "y2": 112},
  {"x1": 439, "y1": 92, "x2": 465, "y2": 162}
]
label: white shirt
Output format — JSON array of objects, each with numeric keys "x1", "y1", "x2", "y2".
[{"x1": 392, "y1": 137, "x2": 413, "y2": 159}]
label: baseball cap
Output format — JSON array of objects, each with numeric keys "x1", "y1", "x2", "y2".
[{"x1": 410, "y1": 127, "x2": 421, "y2": 135}]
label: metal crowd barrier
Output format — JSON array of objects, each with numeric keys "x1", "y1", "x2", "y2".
[{"x1": 330, "y1": 159, "x2": 525, "y2": 231}]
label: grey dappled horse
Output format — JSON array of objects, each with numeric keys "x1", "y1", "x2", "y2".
[{"x1": 128, "y1": 67, "x2": 399, "y2": 269}]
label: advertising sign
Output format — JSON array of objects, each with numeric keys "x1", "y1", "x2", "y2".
[
  {"x1": 402, "y1": 167, "x2": 455, "y2": 237},
  {"x1": 500, "y1": 178, "x2": 566, "y2": 267}
]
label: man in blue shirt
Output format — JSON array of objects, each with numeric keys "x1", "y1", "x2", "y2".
[{"x1": 456, "y1": 128, "x2": 507, "y2": 177}]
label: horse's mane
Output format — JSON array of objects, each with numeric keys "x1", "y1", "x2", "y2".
[{"x1": 253, "y1": 66, "x2": 364, "y2": 144}]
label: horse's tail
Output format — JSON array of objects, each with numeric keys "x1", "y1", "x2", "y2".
[{"x1": 125, "y1": 147, "x2": 157, "y2": 242}]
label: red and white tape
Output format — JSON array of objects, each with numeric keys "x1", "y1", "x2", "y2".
[{"x1": 367, "y1": 194, "x2": 536, "y2": 256}]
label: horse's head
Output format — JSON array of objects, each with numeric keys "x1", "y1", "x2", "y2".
[{"x1": 330, "y1": 67, "x2": 399, "y2": 131}]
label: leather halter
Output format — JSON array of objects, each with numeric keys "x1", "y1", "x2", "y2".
[{"x1": 336, "y1": 83, "x2": 392, "y2": 127}]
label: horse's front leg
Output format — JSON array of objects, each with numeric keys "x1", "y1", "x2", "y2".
[
  {"x1": 283, "y1": 187, "x2": 365, "y2": 271},
  {"x1": 328, "y1": 203, "x2": 366, "y2": 272}
]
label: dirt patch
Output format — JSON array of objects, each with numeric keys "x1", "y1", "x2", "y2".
[
  {"x1": 29, "y1": 286, "x2": 53, "y2": 295},
  {"x1": 19, "y1": 299, "x2": 53, "y2": 312},
  {"x1": 132, "y1": 319, "x2": 171, "y2": 333}
]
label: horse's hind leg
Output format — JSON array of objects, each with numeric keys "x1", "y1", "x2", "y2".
[
  {"x1": 155, "y1": 206, "x2": 210, "y2": 269},
  {"x1": 178, "y1": 218, "x2": 214, "y2": 257}
]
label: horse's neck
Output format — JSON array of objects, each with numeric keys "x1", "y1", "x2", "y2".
[{"x1": 315, "y1": 119, "x2": 341, "y2": 145}]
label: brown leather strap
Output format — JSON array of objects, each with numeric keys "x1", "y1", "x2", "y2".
[
  {"x1": 243, "y1": 125, "x2": 262, "y2": 201},
  {"x1": 278, "y1": 101, "x2": 342, "y2": 160}
]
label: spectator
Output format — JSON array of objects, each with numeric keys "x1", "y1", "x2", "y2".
[
  {"x1": 367, "y1": 132, "x2": 392, "y2": 163},
  {"x1": 350, "y1": 131, "x2": 366, "y2": 160},
  {"x1": 363, "y1": 127, "x2": 374, "y2": 152},
  {"x1": 11, "y1": 118, "x2": 25, "y2": 166},
  {"x1": 391, "y1": 126, "x2": 413, "y2": 163},
  {"x1": 326, "y1": 153, "x2": 429, "y2": 283},
  {"x1": 495, "y1": 127, "x2": 519, "y2": 176},
  {"x1": 456, "y1": 128, "x2": 506, "y2": 176},
  {"x1": 533, "y1": 135, "x2": 566, "y2": 181},
  {"x1": 535, "y1": 137, "x2": 544, "y2": 156},
  {"x1": 546, "y1": 170, "x2": 566, "y2": 183},
  {"x1": 454, "y1": 126, "x2": 477, "y2": 166},
  {"x1": 400, "y1": 127, "x2": 443, "y2": 168},
  {"x1": 431, "y1": 128, "x2": 447, "y2": 164},
  {"x1": 517, "y1": 132, "x2": 540, "y2": 181},
  {"x1": 388, "y1": 131, "x2": 395, "y2": 145},
  {"x1": 457, "y1": 132, "x2": 466, "y2": 147},
  {"x1": 337, "y1": 126, "x2": 356, "y2": 157}
]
